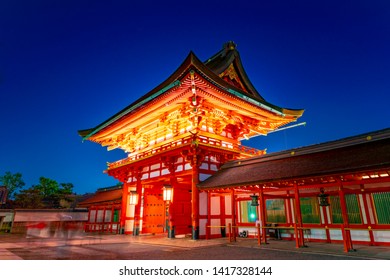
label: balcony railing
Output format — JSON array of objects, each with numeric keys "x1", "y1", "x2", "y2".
[{"x1": 107, "y1": 135, "x2": 265, "y2": 170}]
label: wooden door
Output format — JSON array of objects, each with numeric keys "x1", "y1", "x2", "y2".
[{"x1": 142, "y1": 190, "x2": 165, "y2": 234}]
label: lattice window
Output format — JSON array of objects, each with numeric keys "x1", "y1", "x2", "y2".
[
  {"x1": 240, "y1": 201, "x2": 258, "y2": 223},
  {"x1": 266, "y1": 199, "x2": 286, "y2": 223},
  {"x1": 300, "y1": 197, "x2": 320, "y2": 224},
  {"x1": 330, "y1": 194, "x2": 362, "y2": 224},
  {"x1": 372, "y1": 192, "x2": 390, "y2": 224}
]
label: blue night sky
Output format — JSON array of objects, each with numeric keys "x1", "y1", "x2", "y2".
[{"x1": 1, "y1": 0, "x2": 389, "y2": 195}]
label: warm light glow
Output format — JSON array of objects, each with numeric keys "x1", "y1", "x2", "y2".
[
  {"x1": 129, "y1": 191, "x2": 139, "y2": 205},
  {"x1": 163, "y1": 185, "x2": 173, "y2": 202}
]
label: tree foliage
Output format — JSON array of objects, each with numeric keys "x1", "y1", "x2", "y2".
[
  {"x1": 13, "y1": 188, "x2": 44, "y2": 209},
  {"x1": 0, "y1": 171, "x2": 25, "y2": 200},
  {"x1": 11, "y1": 176, "x2": 76, "y2": 209}
]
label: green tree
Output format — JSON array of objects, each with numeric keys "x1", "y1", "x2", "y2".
[
  {"x1": 14, "y1": 177, "x2": 76, "y2": 209},
  {"x1": 0, "y1": 171, "x2": 25, "y2": 200},
  {"x1": 33, "y1": 177, "x2": 59, "y2": 198},
  {"x1": 37, "y1": 178, "x2": 75, "y2": 208},
  {"x1": 14, "y1": 188, "x2": 44, "y2": 209}
]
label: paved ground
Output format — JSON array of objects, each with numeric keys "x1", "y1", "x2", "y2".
[{"x1": 1, "y1": 233, "x2": 389, "y2": 260}]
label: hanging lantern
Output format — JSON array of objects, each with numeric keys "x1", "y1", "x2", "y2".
[
  {"x1": 129, "y1": 191, "x2": 139, "y2": 205},
  {"x1": 318, "y1": 188, "x2": 330, "y2": 207},
  {"x1": 250, "y1": 194, "x2": 259, "y2": 206},
  {"x1": 163, "y1": 185, "x2": 173, "y2": 202}
]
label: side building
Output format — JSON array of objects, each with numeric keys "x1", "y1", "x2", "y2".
[{"x1": 199, "y1": 128, "x2": 390, "y2": 250}]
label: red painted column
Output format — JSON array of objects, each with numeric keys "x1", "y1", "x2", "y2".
[
  {"x1": 94, "y1": 206, "x2": 99, "y2": 232},
  {"x1": 102, "y1": 207, "x2": 106, "y2": 233},
  {"x1": 286, "y1": 192, "x2": 295, "y2": 240},
  {"x1": 86, "y1": 207, "x2": 91, "y2": 232},
  {"x1": 133, "y1": 172, "x2": 142, "y2": 236},
  {"x1": 220, "y1": 194, "x2": 226, "y2": 238},
  {"x1": 231, "y1": 189, "x2": 237, "y2": 242},
  {"x1": 110, "y1": 205, "x2": 114, "y2": 233},
  {"x1": 191, "y1": 161, "x2": 200, "y2": 240},
  {"x1": 206, "y1": 192, "x2": 211, "y2": 239},
  {"x1": 321, "y1": 202, "x2": 331, "y2": 243},
  {"x1": 259, "y1": 186, "x2": 267, "y2": 244},
  {"x1": 120, "y1": 183, "x2": 129, "y2": 234},
  {"x1": 168, "y1": 171, "x2": 177, "y2": 238},
  {"x1": 294, "y1": 183, "x2": 304, "y2": 248},
  {"x1": 360, "y1": 184, "x2": 375, "y2": 245},
  {"x1": 339, "y1": 182, "x2": 353, "y2": 252}
]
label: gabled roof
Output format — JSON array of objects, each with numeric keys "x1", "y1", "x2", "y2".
[
  {"x1": 198, "y1": 128, "x2": 390, "y2": 190},
  {"x1": 205, "y1": 41, "x2": 264, "y2": 100},
  {"x1": 79, "y1": 42, "x2": 304, "y2": 141},
  {"x1": 77, "y1": 186, "x2": 122, "y2": 207}
]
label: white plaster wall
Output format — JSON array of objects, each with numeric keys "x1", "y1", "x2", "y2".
[
  {"x1": 373, "y1": 231, "x2": 390, "y2": 242},
  {"x1": 210, "y1": 218, "x2": 221, "y2": 235},
  {"x1": 210, "y1": 196, "x2": 220, "y2": 215},
  {"x1": 225, "y1": 195, "x2": 232, "y2": 215},
  {"x1": 225, "y1": 218, "x2": 232, "y2": 228},
  {"x1": 125, "y1": 220, "x2": 134, "y2": 232},
  {"x1": 199, "y1": 218, "x2": 207, "y2": 235},
  {"x1": 89, "y1": 210, "x2": 96, "y2": 222},
  {"x1": 104, "y1": 210, "x2": 112, "y2": 222},
  {"x1": 351, "y1": 230, "x2": 370, "y2": 242},
  {"x1": 126, "y1": 204, "x2": 135, "y2": 218},
  {"x1": 199, "y1": 192, "x2": 208, "y2": 216},
  {"x1": 329, "y1": 229, "x2": 343, "y2": 240},
  {"x1": 307, "y1": 229, "x2": 327, "y2": 240}
]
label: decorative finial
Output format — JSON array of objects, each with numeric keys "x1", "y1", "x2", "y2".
[{"x1": 224, "y1": 41, "x2": 237, "y2": 51}]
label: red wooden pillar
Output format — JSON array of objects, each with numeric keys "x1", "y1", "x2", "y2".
[
  {"x1": 86, "y1": 207, "x2": 92, "y2": 232},
  {"x1": 168, "y1": 171, "x2": 177, "y2": 238},
  {"x1": 162, "y1": 156, "x2": 177, "y2": 238},
  {"x1": 133, "y1": 172, "x2": 142, "y2": 236},
  {"x1": 231, "y1": 189, "x2": 237, "y2": 242},
  {"x1": 259, "y1": 186, "x2": 267, "y2": 244},
  {"x1": 94, "y1": 206, "x2": 99, "y2": 232},
  {"x1": 294, "y1": 183, "x2": 304, "y2": 248},
  {"x1": 322, "y1": 205, "x2": 331, "y2": 243},
  {"x1": 360, "y1": 184, "x2": 375, "y2": 245},
  {"x1": 286, "y1": 191, "x2": 293, "y2": 223},
  {"x1": 110, "y1": 205, "x2": 114, "y2": 233},
  {"x1": 191, "y1": 161, "x2": 200, "y2": 240},
  {"x1": 206, "y1": 192, "x2": 211, "y2": 239},
  {"x1": 102, "y1": 207, "x2": 107, "y2": 232},
  {"x1": 286, "y1": 192, "x2": 295, "y2": 240},
  {"x1": 220, "y1": 194, "x2": 226, "y2": 238},
  {"x1": 120, "y1": 183, "x2": 129, "y2": 233},
  {"x1": 339, "y1": 182, "x2": 353, "y2": 252}
]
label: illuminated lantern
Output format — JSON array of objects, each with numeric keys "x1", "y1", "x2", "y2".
[
  {"x1": 163, "y1": 185, "x2": 173, "y2": 203},
  {"x1": 129, "y1": 191, "x2": 139, "y2": 205},
  {"x1": 250, "y1": 194, "x2": 259, "y2": 206},
  {"x1": 318, "y1": 188, "x2": 330, "y2": 207}
]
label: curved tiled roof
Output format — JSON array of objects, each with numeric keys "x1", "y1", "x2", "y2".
[
  {"x1": 198, "y1": 128, "x2": 390, "y2": 189},
  {"x1": 79, "y1": 42, "x2": 304, "y2": 141},
  {"x1": 77, "y1": 187, "x2": 122, "y2": 207}
]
